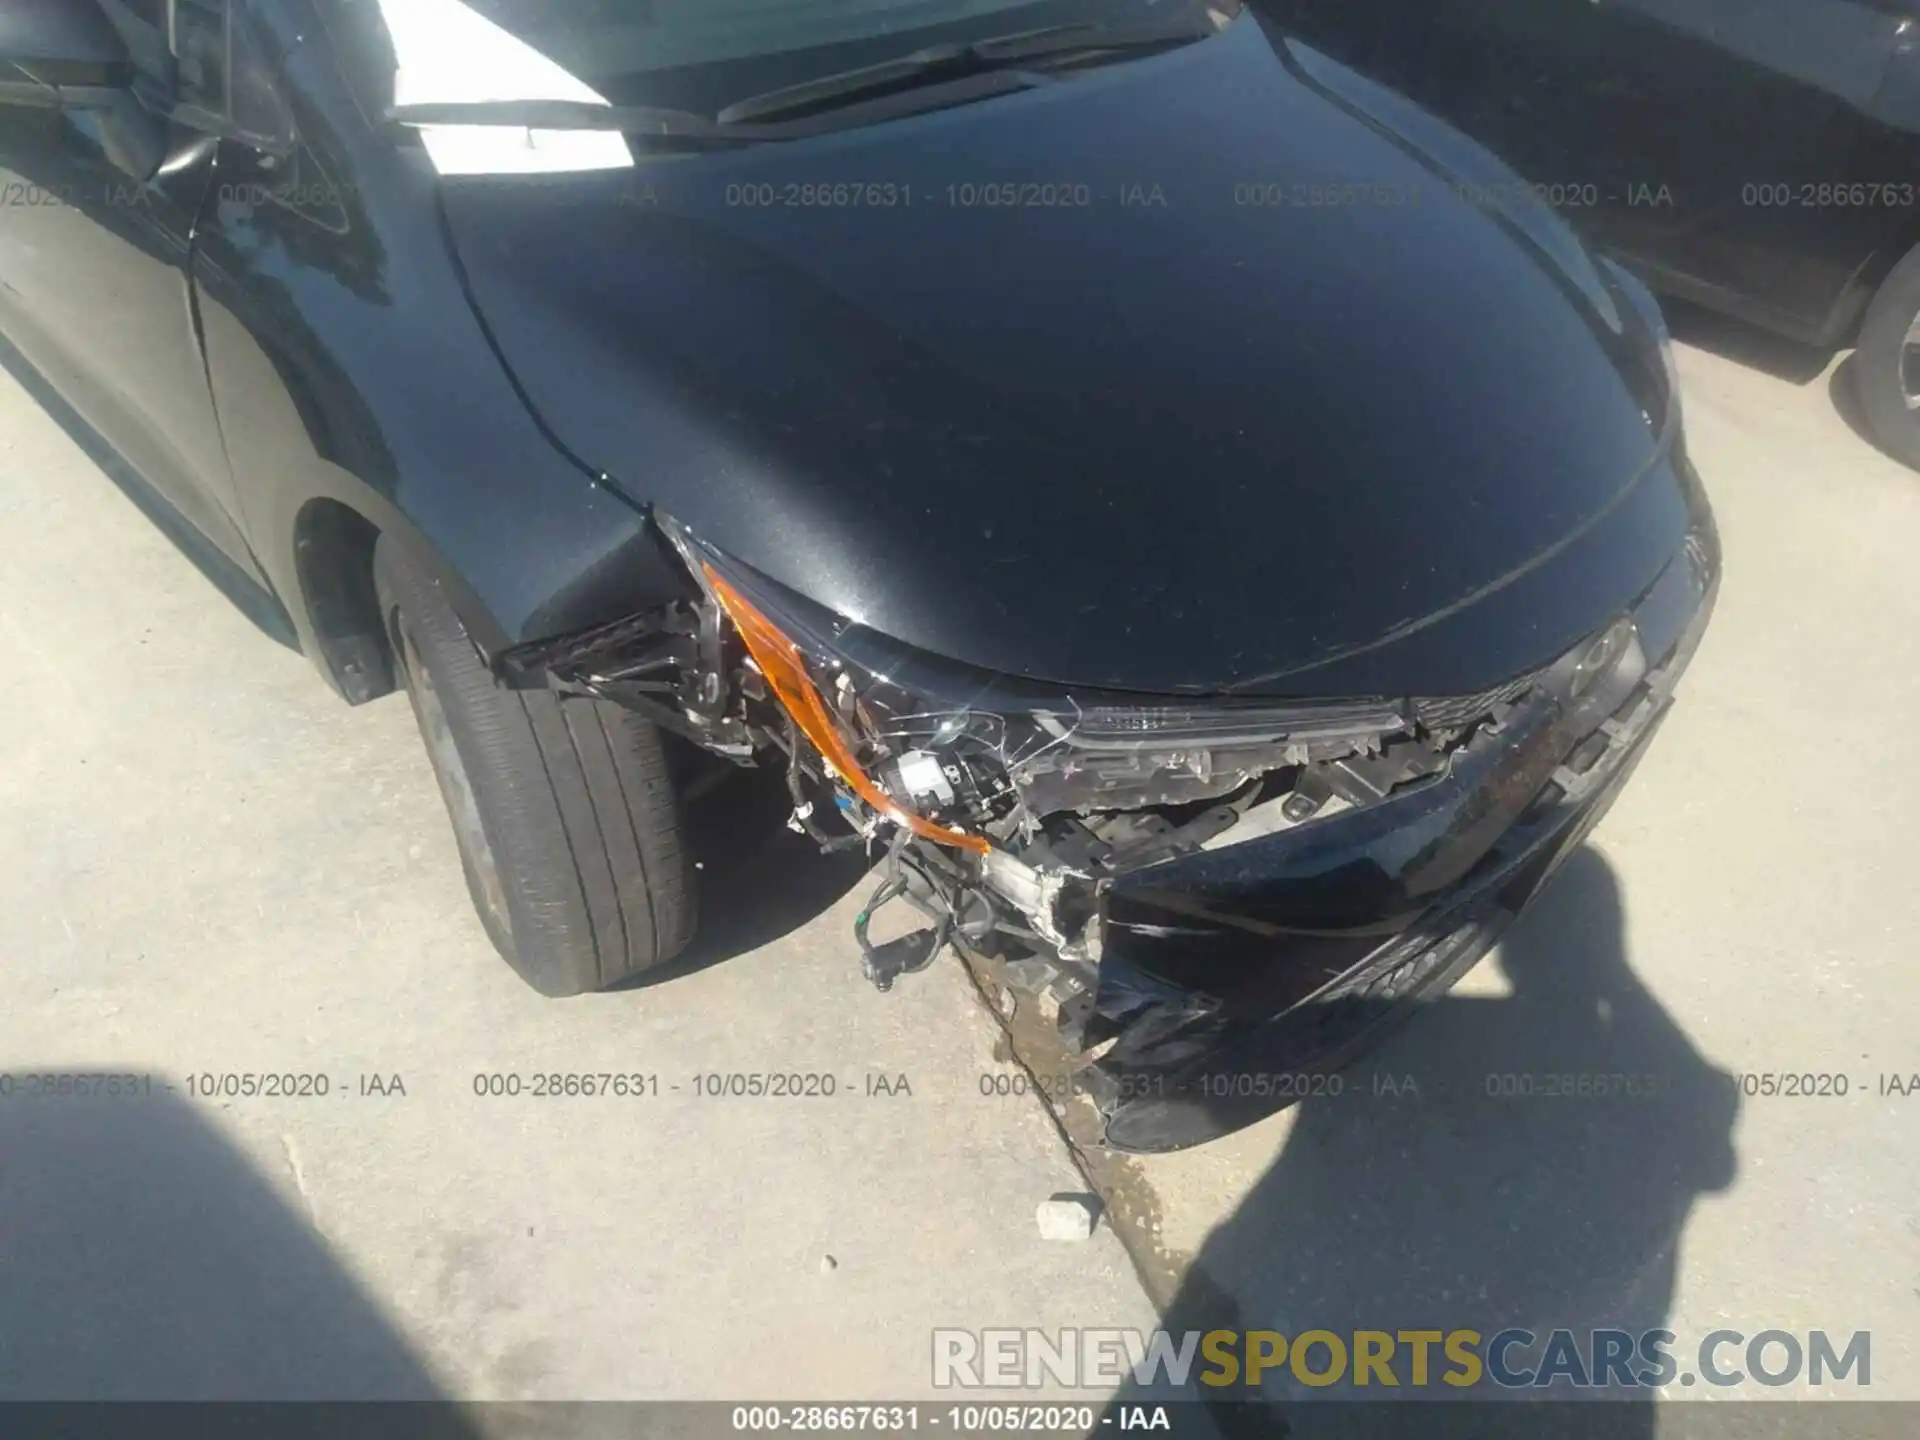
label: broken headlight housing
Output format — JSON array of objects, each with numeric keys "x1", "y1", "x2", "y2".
[
  {"x1": 659, "y1": 516, "x2": 1416, "y2": 862},
  {"x1": 645, "y1": 513, "x2": 1670, "y2": 1006}
]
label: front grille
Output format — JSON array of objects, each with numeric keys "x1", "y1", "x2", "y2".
[{"x1": 1411, "y1": 670, "x2": 1539, "y2": 732}]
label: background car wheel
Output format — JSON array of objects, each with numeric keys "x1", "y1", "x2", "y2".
[
  {"x1": 1853, "y1": 243, "x2": 1920, "y2": 469},
  {"x1": 375, "y1": 539, "x2": 696, "y2": 995}
]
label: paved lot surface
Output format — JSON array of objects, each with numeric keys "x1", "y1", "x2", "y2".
[{"x1": 3, "y1": 314, "x2": 1916, "y2": 1412}]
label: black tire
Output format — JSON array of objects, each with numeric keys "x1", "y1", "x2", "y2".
[
  {"x1": 1854, "y1": 242, "x2": 1920, "y2": 469},
  {"x1": 374, "y1": 539, "x2": 696, "y2": 995}
]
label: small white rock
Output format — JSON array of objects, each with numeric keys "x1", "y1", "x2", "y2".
[
  {"x1": 1035, "y1": 1193, "x2": 1101, "y2": 1241},
  {"x1": 819, "y1": 1254, "x2": 838, "y2": 1273}
]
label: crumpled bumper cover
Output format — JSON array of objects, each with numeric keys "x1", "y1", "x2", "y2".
[{"x1": 1073, "y1": 509, "x2": 1719, "y2": 1154}]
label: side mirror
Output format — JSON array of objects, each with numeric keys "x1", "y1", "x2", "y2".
[{"x1": 0, "y1": 0, "x2": 135, "y2": 109}]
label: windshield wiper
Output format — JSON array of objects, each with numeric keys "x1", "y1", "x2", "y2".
[
  {"x1": 384, "y1": 99, "x2": 788, "y2": 145},
  {"x1": 384, "y1": 17, "x2": 1217, "y2": 143},
  {"x1": 715, "y1": 18, "x2": 1217, "y2": 125}
]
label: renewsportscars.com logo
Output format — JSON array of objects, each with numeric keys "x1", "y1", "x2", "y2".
[{"x1": 931, "y1": 1328, "x2": 1871, "y2": 1391}]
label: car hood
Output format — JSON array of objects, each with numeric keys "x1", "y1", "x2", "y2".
[{"x1": 439, "y1": 12, "x2": 1687, "y2": 697}]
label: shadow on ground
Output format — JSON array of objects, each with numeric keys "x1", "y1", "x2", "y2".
[
  {"x1": 0, "y1": 1081, "x2": 469, "y2": 1410},
  {"x1": 1824, "y1": 354, "x2": 1894, "y2": 462},
  {"x1": 1663, "y1": 298, "x2": 1835, "y2": 386},
  {"x1": 1111, "y1": 849, "x2": 1741, "y2": 1439}
]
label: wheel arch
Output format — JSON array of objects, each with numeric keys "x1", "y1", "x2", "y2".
[
  {"x1": 259, "y1": 457, "x2": 517, "y2": 708},
  {"x1": 292, "y1": 496, "x2": 391, "y2": 704}
]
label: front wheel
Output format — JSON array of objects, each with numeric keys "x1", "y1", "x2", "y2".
[
  {"x1": 375, "y1": 539, "x2": 696, "y2": 994},
  {"x1": 1853, "y1": 243, "x2": 1920, "y2": 469}
]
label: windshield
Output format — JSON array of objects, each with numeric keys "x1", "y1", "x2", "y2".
[{"x1": 354, "y1": 0, "x2": 1230, "y2": 114}]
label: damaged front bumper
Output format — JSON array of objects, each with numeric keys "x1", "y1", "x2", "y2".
[
  {"x1": 976, "y1": 517, "x2": 1717, "y2": 1152},
  {"x1": 496, "y1": 464, "x2": 1717, "y2": 1153}
]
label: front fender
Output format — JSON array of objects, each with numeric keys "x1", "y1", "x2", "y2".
[{"x1": 184, "y1": 2, "x2": 692, "y2": 702}]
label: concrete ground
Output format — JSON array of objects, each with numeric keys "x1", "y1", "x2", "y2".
[{"x1": 2, "y1": 313, "x2": 1915, "y2": 1411}]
